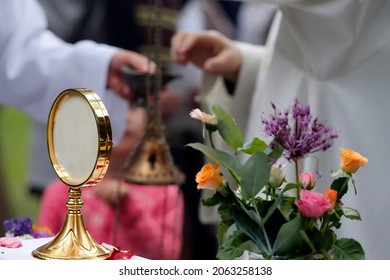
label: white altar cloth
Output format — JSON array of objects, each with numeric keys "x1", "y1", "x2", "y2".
[{"x1": 0, "y1": 237, "x2": 145, "y2": 260}]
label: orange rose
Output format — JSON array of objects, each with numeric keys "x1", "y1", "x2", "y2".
[
  {"x1": 195, "y1": 163, "x2": 223, "y2": 190},
  {"x1": 340, "y1": 148, "x2": 368, "y2": 174},
  {"x1": 323, "y1": 188, "x2": 337, "y2": 211}
]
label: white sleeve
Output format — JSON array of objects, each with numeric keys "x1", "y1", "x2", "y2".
[{"x1": 0, "y1": 0, "x2": 127, "y2": 143}]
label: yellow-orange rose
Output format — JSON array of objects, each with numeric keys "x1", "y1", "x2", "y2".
[
  {"x1": 195, "y1": 163, "x2": 223, "y2": 190},
  {"x1": 323, "y1": 188, "x2": 338, "y2": 211},
  {"x1": 340, "y1": 148, "x2": 368, "y2": 174}
]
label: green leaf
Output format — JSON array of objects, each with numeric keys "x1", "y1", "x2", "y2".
[
  {"x1": 186, "y1": 143, "x2": 243, "y2": 177},
  {"x1": 310, "y1": 229, "x2": 336, "y2": 252},
  {"x1": 266, "y1": 141, "x2": 284, "y2": 159},
  {"x1": 330, "y1": 203, "x2": 343, "y2": 229},
  {"x1": 262, "y1": 190, "x2": 286, "y2": 224},
  {"x1": 343, "y1": 207, "x2": 362, "y2": 221},
  {"x1": 263, "y1": 183, "x2": 297, "y2": 224},
  {"x1": 240, "y1": 151, "x2": 271, "y2": 201},
  {"x1": 331, "y1": 238, "x2": 365, "y2": 260},
  {"x1": 236, "y1": 202, "x2": 262, "y2": 225},
  {"x1": 218, "y1": 203, "x2": 235, "y2": 223},
  {"x1": 330, "y1": 176, "x2": 349, "y2": 200},
  {"x1": 216, "y1": 203, "x2": 235, "y2": 245},
  {"x1": 216, "y1": 231, "x2": 252, "y2": 260},
  {"x1": 232, "y1": 208, "x2": 271, "y2": 257},
  {"x1": 278, "y1": 199, "x2": 295, "y2": 220},
  {"x1": 272, "y1": 215, "x2": 303, "y2": 255},
  {"x1": 217, "y1": 220, "x2": 234, "y2": 246},
  {"x1": 239, "y1": 137, "x2": 269, "y2": 154},
  {"x1": 212, "y1": 104, "x2": 244, "y2": 149},
  {"x1": 201, "y1": 191, "x2": 222, "y2": 207},
  {"x1": 299, "y1": 230, "x2": 316, "y2": 253}
]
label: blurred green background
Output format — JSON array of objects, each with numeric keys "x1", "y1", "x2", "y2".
[{"x1": 0, "y1": 105, "x2": 41, "y2": 235}]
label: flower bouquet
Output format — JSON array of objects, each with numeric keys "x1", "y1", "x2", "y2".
[{"x1": 189, "y1": 100, "x2": 367, "y2": 260}]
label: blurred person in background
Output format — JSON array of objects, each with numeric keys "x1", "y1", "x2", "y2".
[
  {"x1": 171, "y1": 0, "x2": 390, "y2": 259},
  {"x1": 0, "y1": 0, "x2": 153, "y2": 228}
]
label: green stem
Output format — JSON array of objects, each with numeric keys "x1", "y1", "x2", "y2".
[
  {"x1": 294, "y1": 159, "x2": 300, "y2": 199},
  {"x1": 261, "y1": 224, "x2": 273, "y2": 258},
  {"x1": 320, "y1": 214, "x2": 331, "y2": 235},
  {"x1": 208, "y1": 130, "x2": 215, "y2": 149},
  {"x1": 320, "y1": 250, "x2": 332, "y2": 260},
  {"x1": 254, "y1": 205, "x2": 272, "y2": 256},
  {"x1": 228, "y1": 169, "x2": 240, "y2": 186}
]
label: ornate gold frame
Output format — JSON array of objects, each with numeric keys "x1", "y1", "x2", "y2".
[{"x1": 32, "y1": 88, "x2": 112, "y2": 260}]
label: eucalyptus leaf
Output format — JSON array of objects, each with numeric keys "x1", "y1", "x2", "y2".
[
  {"x1": 212, "y1": 104, "x2": 244, "y2": 149},
  {"x1": 263, "y1": 183, "x2": 297, "y2": 223},
  {"x1": 232, "y1": 208, "x2": 271, "y2": 257},
  {"x1": 278, "y1": 199, "x2": 295, "y2": 221},
  {"x1": 186, "y1": 143, "x2": 243, "y2": 177},
  {"x1": 262, "y1": 188, "x2": 286, "y2": 224},
  {"x1": 235, "y1": 198, "x2": 262, "y2": 224},
  {"x1": 272, "y1": 215, "x2": 303, "y2": 255},
  {"x1": 239, "y1": 137, "x2": 269, "y2": 154},
  {"x1": 240, "y1": 152, "x2": 271, "y2": 201}
]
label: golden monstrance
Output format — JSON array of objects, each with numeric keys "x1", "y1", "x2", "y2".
[{"x1": 32, "y1": 88, "x2": 112, "y2": 260}]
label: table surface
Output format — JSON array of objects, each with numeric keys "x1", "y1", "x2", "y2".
[{"x1": 0, "y1": 237, "x2": 145, "y2": 260}]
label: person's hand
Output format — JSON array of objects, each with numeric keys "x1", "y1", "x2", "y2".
[
  {"x1": 107, "y1": 49, "x2": 155, "y2": 101},
  {"x1": 171, "y1": 30, "x2": 242, "y2": 83}
]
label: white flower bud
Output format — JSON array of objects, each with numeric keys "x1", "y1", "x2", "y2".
[{"x1": 269, "y1": 163, "x2": 285, "y2": 188}]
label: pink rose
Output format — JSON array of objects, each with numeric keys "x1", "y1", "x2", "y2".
[
  {"x1": 296, "y1": 190, "x2": 331, "y2": 218},
  {"x1": 300, "y1": 172, "x2": 316, "y2": 190}
]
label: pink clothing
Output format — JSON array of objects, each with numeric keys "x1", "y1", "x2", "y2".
[{"x1": 38, "y1": 179, "x2": 184, "y2": 260}]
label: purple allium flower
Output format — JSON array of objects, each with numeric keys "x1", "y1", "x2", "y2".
[
  {"x1": 4, "y1": 216, "x2": 34, "y2": 236},
  {"x1": 261, "y1": 100, "x2": 339, "y2": 161}
]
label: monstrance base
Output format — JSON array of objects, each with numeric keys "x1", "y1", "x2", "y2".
[{"x1": 32, "y1": 212, "x2": 110, "y2": 260}]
